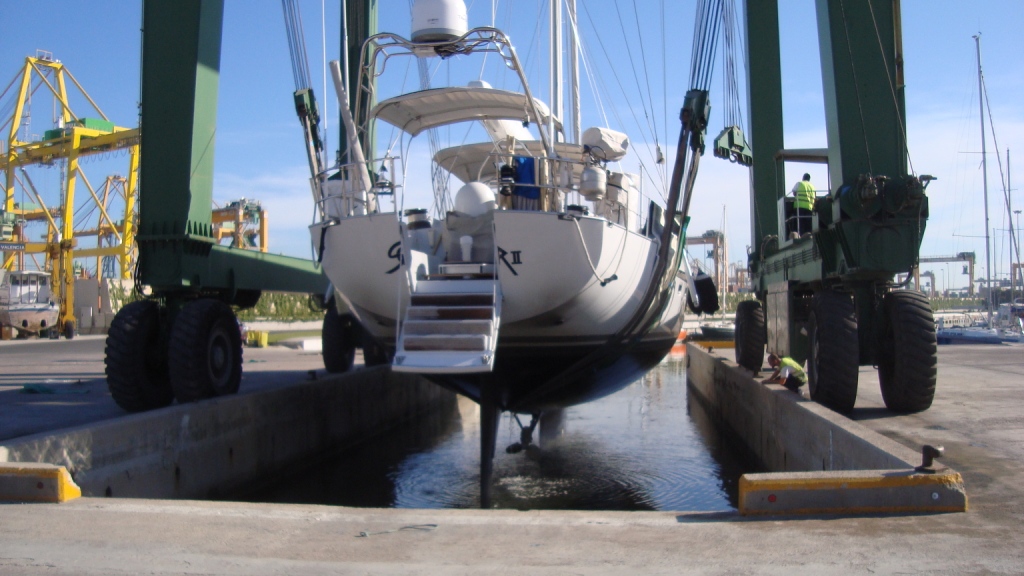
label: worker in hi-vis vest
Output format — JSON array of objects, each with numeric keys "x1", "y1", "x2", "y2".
[
  {"x1": 763, "y1": 353, "x2": 807, "y2": 392},
  {"x1": 791, "y1": 173, "x2": 816, "y2": 237}
]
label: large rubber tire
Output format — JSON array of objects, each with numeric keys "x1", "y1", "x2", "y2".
[
  {"x1": 878, "y1": 290, "x2": 937, "y2": 413},
  {"x1": 63, "y1": 319, "x2": 75, "y2": 340},
  {"x1": 807, "y1": 291, "x2": 860, "y2": 414},
  {"x1": 734, "y1": 300, "x2": 767, "y2": 372},
  {"x1": 168, "y1": 299, "x2": 243, "y2": 402},
  {"x1": 322, "y1": 309, "x2": 356, "y2": 373},
  {"x1": 105, "y1": 300, "x2": 174, "y2": 412}
]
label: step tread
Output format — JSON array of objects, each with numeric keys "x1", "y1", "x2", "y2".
[
  {"x1": 403, "y1": 319, "x2": 493, "y2": 335},
  {"x1": 392, "y1": 350, "x2": 495, "y2": 374},
  {"x1": 412, "y1": 278, "x2": 497, "y2": 294},
  {"x1": 407, "y1": 306, "x2": 494, "y2": 320},
  {"x1": 410, "y1": 293, "x2": 494, "y2": 306},
  {"x1": 402, "y1": 333, "x2": 489, "y2": 351}
]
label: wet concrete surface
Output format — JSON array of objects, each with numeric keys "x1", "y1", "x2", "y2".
[{"x1": 1, "y1": 337, "x2": 1023, "y2": 574}]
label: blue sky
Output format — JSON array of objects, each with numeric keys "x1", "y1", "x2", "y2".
[{"x1": 3, "y1": 1, "x2": 1022, "y2": 291}]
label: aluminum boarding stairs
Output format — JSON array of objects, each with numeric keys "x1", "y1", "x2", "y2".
[{"x1": 392, "y1": 263, "x2": 501, "y2": 374}]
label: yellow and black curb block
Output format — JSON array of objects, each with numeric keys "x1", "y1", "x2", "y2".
[
  {"x1": 739, "y1": 469, "x2": 968, "y2": 516},
  {"x1": 0, "y1": 462, "x2": 81, "y2": 503}
]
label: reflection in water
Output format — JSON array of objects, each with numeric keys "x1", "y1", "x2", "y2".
[{"x1": 241, "y1": 355, "x2": 755, "y2": 511}]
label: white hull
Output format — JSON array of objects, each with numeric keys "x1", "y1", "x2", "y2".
[
  {"x1": 312, "y1": 209, "x2": 684, "y2": 352},
  {"x1": 0, "y1": 303, "x2": 59, "y2": 334},
  {"x1": 0, "y1": 271, "x2": 58, "y2": 335}
]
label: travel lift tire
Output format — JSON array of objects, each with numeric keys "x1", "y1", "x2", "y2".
[
  {"x1": 877, "y1": 290, "x2": 938, "y2": 413},
  {"x1": 807, "y1": 290, "x2": 859, "y2": 414},
  {"x1": 322, "y1": 306, "x2": 356, "y2": 373},
  {"x1": 734, "y1": 299, "x2": 767, "y2": 372},
  {"x1": 168, "y1": 299, "x2": 242, "y2": 402},
  {"x1": 62, "y1": 319, "x2": 75, "y2": 340},
  {"x1": 105, "y1": 300, "x2": 174, "y2": 412}
]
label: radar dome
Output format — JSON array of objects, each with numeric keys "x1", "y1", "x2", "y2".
[
  {"x1": 454, "y1": 182, "x2": 496, "y2": 216},
  {"x1": 412, "y1": 0, "x2": 468, "y2": 43}
]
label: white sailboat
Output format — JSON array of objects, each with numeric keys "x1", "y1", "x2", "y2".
[
  {"x1": 299, "y1": 0, "x2": 705, "y2": 505},
  {"x1": 936, "y1": 34, "x2": 1020, "y2": 345}
]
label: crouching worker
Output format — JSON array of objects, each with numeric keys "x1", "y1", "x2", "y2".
[{"x1": 763, "y1": 353, "x2": 807, "y2": 393}]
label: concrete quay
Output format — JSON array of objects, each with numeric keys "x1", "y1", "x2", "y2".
[{"x1": 1, "y1": 337, "x2": 1023, "y2": 574}]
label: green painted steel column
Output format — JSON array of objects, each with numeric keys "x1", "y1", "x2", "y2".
[
  {"x1": 814, "y1": 0, "x2": 908, "y2": 185},
  {"x1": 137, "y1": 0, "x2": 327, "y2": 297},
  {"x1": 340, "y1": 0, "x2": 377, "y2": 162},
  {"x1": 139, "y1": 0, "x2": 222, "y2": 245},
  {"x1": 138, "y1": 0, "x2": 223, "y2": 289},
  {"x1": 744, "y1": 0, "x2": 787, "y2": 275}
]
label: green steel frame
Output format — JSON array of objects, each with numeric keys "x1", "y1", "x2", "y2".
[
  {"x1": 744, "y1": 0, "x2": 929, "y2": 366},
  {"x1": 339, "y1": 0, "x2": 377, "y2": 163},
  {"x1": 138, "y1": 0, "x2": 327, "y2": 301}
]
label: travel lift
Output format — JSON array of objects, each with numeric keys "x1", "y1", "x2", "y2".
[
  {"x1": 104, "y1": 0, "x2": 327, "y2": 413},
  {"x1": 733, "y1": 0, "x2": 937, "y2": 415}
]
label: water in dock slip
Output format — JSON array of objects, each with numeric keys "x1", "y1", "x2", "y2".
[{"x1": 240, "y1": 353, "x2": 755, "y2": 511}]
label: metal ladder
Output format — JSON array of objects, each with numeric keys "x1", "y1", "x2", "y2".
[{"x1": 392, "y1": 263, "x2": 501, "y2": 374}]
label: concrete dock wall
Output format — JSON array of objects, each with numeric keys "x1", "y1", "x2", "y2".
[
  {"x1": 0, "y1": 368, "x2": 453, "y2": 499},
  {"x1": 686, "y1": 343, "x2": 921, "y2": 472},
  {"x1": 686, "y1": 343, "x2": 967, "y2": 515}
]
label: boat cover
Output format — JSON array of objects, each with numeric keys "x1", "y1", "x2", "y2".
[
  {"x1": 582, "y1": 126, "x2": 630, "y2": 161},
  {"x1": 371, "y1": 87, "x2": 560, "y2": 137}
]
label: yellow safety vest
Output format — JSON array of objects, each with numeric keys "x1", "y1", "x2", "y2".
[
  {"x1": 794, "y1": 181, "x2": 815, "y2": 211},
  {"x1": 779, "y1": 357, "x2": 807, "y2": 384}
]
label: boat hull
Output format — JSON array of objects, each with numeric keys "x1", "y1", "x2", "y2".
[
  {"x1": 429, "y1": 318, "x2": 681, "y2": 413},
  {"x1": 311, "y1": 208, "x2": 686, "y2": 412},
  {"x1": 0, "y1": 303, "x2": 59, "y2": 335},
  {"x1": 936, "y1": 327, "x2": 1003, "y2": 345}
]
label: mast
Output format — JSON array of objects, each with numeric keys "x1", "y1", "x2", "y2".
[
  {"x1": 1011, "y1": 149, "x2": 1016, "y2": 304},
  {"x1": 566, "y1": 0, "x2": 580, "y2": 143},
  {"x1": 549, "y1": 0, "x2": 563, "y2": 143},
  {"x1": 341, "y1": 0, "x2": 350, "y2": 99},
  {"x1": 974, "y1": 33, "x2": 993, "y2": 327}
]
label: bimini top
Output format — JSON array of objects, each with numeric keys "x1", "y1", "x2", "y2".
[{"x1": 371, "y1": 86, "x2": 560, "y2": 137}]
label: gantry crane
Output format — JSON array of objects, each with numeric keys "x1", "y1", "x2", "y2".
[
  {"x1": 915, "y1": 252, "x2": 976, "y2": 297},
  {"x1": 1, "y1": 51, "x2": 140, "y2": 339},
  {"x1": 212, "y1": 199, "x2": 269, "y2": 251}
]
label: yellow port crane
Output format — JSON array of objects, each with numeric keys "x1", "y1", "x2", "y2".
[
  {"x1": 212, "y1": 199, "x2": 269, "y2": 252},
  {"x1": 1, "y1": 50, "x2": 140, "y2": 338}
]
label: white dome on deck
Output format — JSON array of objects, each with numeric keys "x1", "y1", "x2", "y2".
[
  {"x1": 454, "y1": 182, "x2": 496, "y2": 216},
  {"x1": 412, "y1": 0, "x2": 468, "y2": 43}
]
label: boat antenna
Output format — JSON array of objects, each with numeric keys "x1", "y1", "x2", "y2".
[{"x1": 974, "y1": 33, "x2": 993, "y2": 328}]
